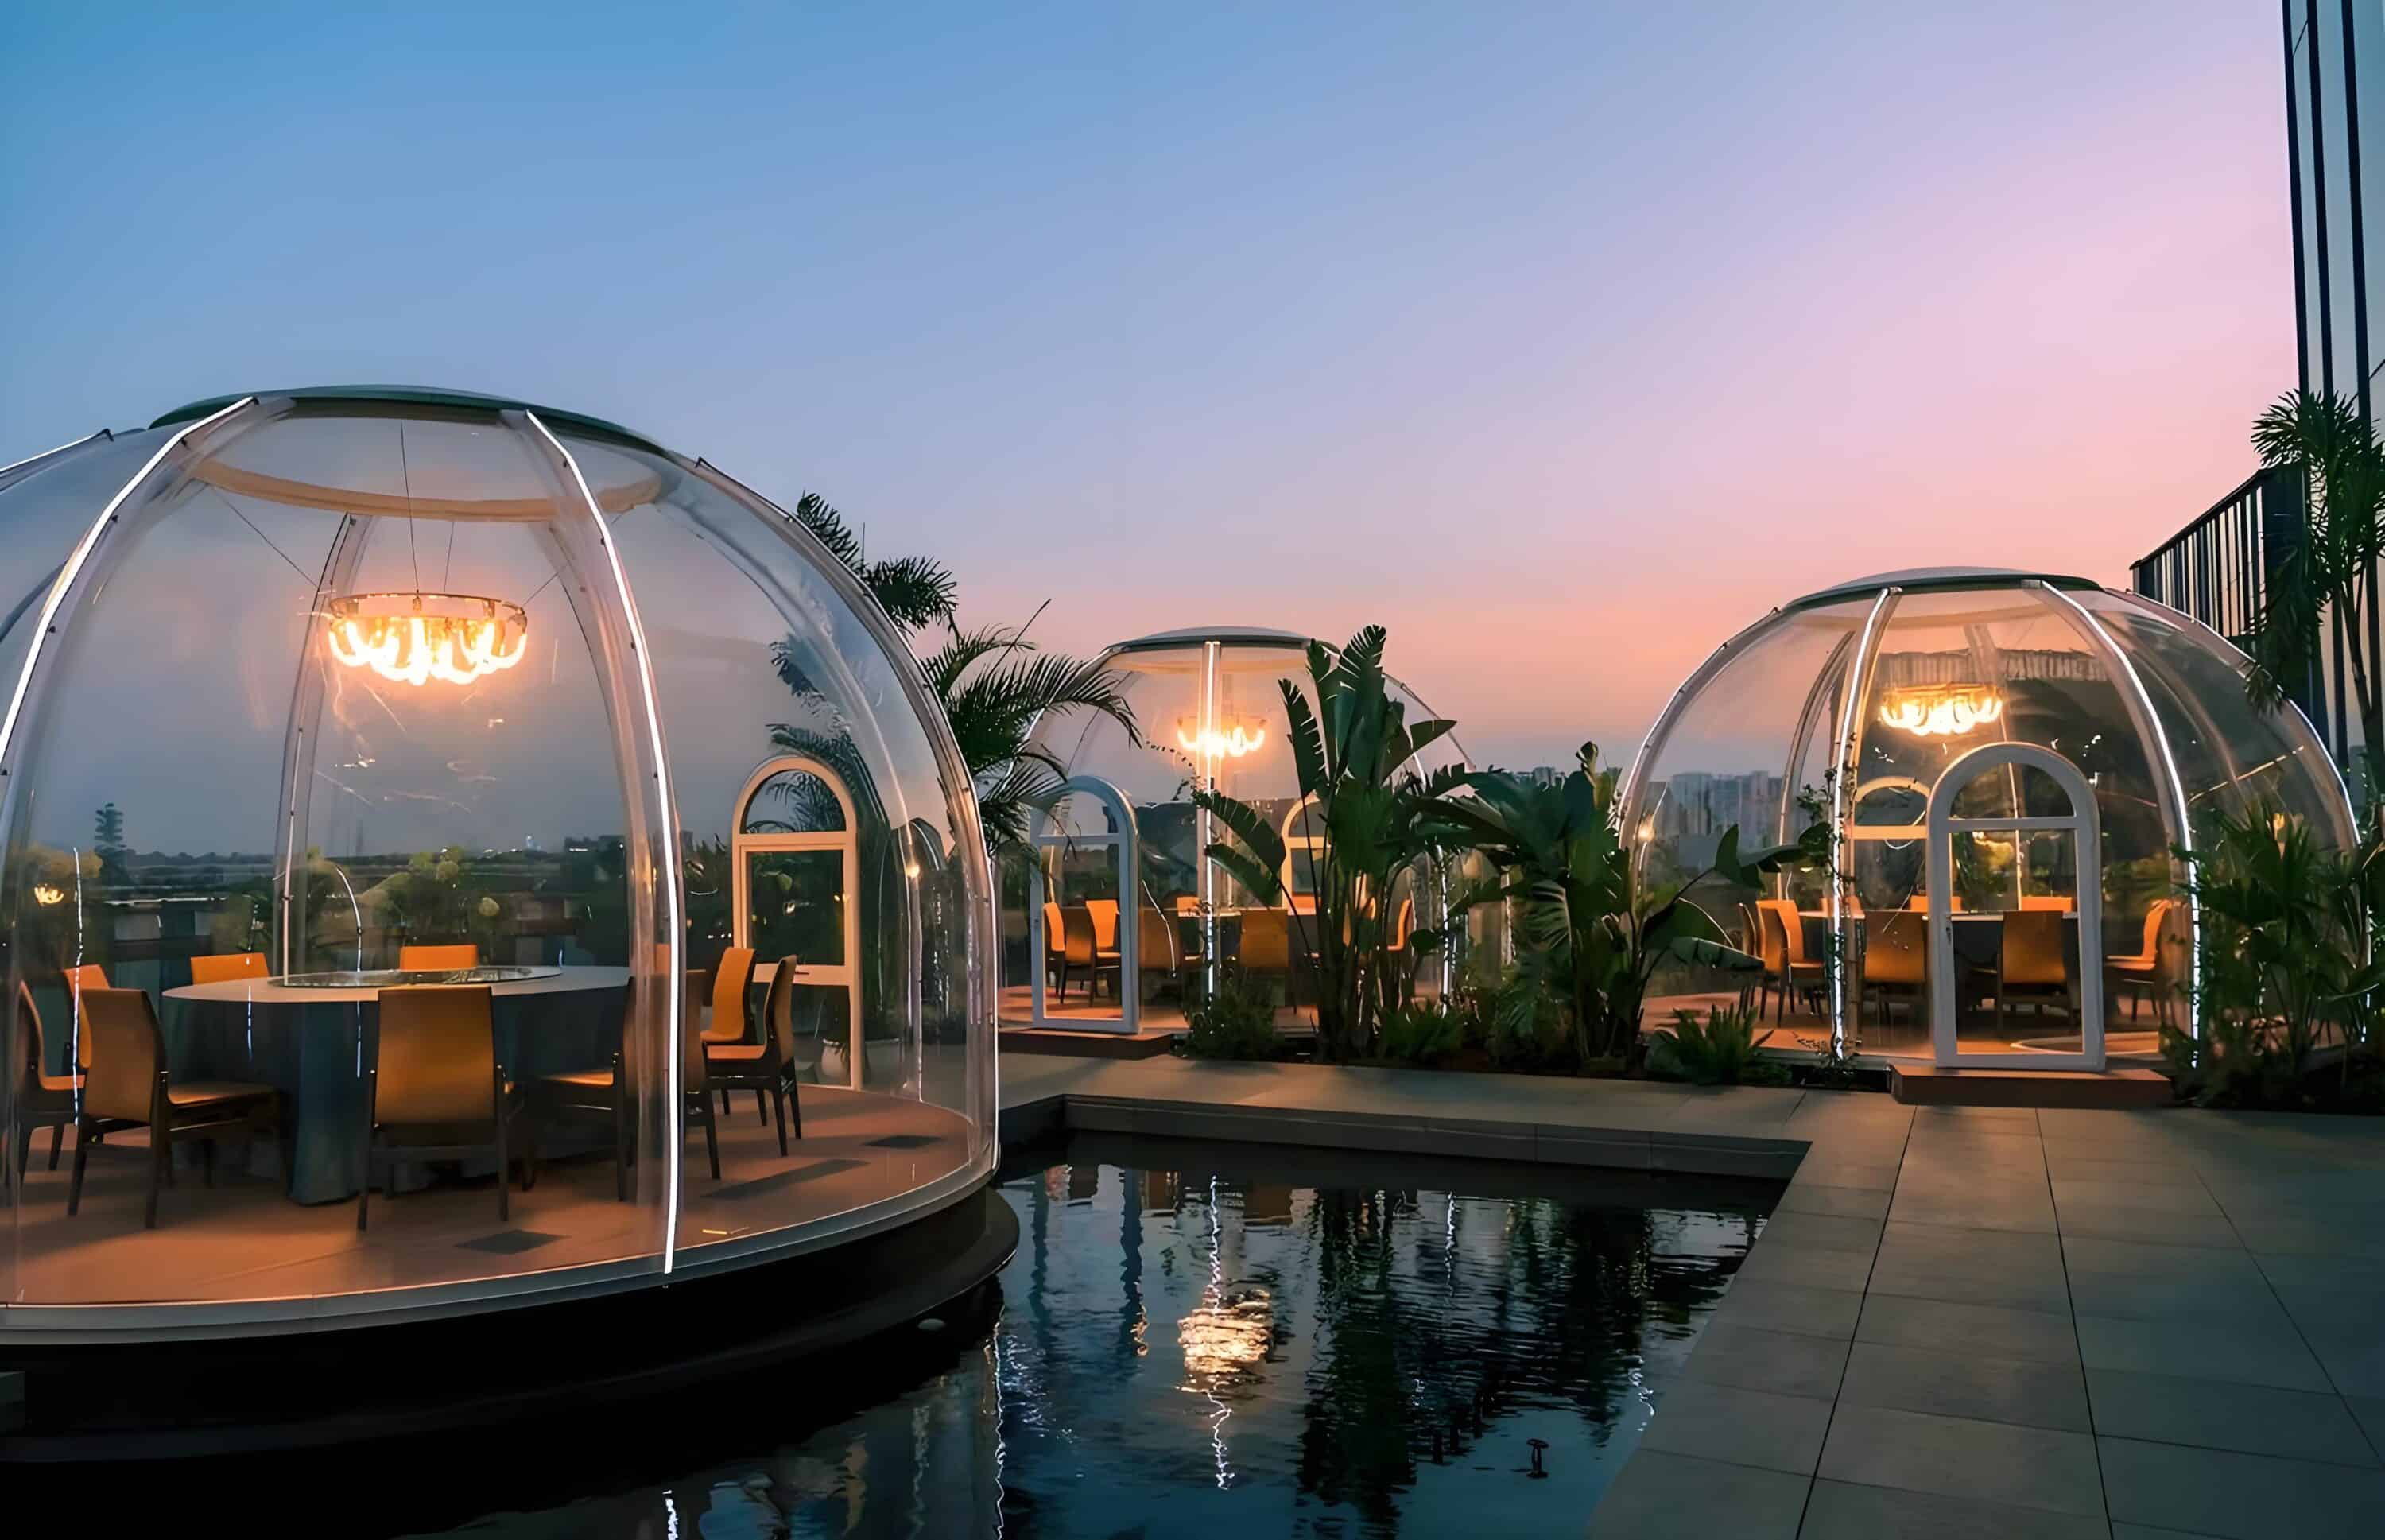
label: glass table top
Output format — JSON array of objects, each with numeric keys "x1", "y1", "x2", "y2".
[{"x1": 275, "y1": 964, "x2": 562, "y2": 988}]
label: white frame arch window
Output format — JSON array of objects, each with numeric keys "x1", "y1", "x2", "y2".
[
  {"x1": 731, "y1": 754, "x2": 864, "y2": 1087},
  {"x1": 1026, "y1": 775, "x2": 1140, "y2": 1033},
  {"x1": 1924, "y1": 741, "x2": 2105, "y2": 1071}
]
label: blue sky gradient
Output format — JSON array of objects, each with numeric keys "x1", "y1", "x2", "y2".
[{"x1": 2, "y1": 2, "x2": 2293, "y2": 766}]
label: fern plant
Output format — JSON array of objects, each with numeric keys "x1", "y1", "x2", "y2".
[{"x1": 1647, "y1": 1003, "x2": 1788, "y2": 1086}]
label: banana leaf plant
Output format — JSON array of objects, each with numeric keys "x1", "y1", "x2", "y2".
[
  {"x1": 1441, "y1": 742, "x2": 1825, "y2": 1068},
  {"x1": 1192, "y1": 626, "x2": 1476, "y2": 1060}
]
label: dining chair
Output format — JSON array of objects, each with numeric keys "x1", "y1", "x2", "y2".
[
  {"x1": 62, "y1": 963, "x2": 110, "y2": 998},
  {"x1": 1086, "y1": 898, "x2": 1122, "y2": 978},
  {"x1": 2018, "y1": 894, "x2": 2073, "y2": 913},
  {"x1": 68, "y1": 987, "x2": 281, "y2": 1229},
  {"x1": 701, "y1": 947, "x2": 757, "y2": 1045},
  {"x1": 707, "y1": 955, "x2": 805, "y2": 1155},
  {"x1": 397, "y1": 943, "x2": 480, "y2": 971},
  {"x1": 1990, "y1": 908, "x2": 2072, "y2": 1028},
  {"x1": 1903, "y1": 894, "x2": 1965, "y2": 913},
  {"x1": 358, "y1": 984, "x2": 530, "y2": 1232},
  {"x1": 1041, "y1": 901, "x2": 1068, "y2": 996},
  {"x1": 1061, "y1": 907, "x2": 1112, "y2": 1001},
  {"x1": 1237, "y1": 906, "x2": 1296, "y2": 1006},
  {"x1": 1757, "y1": 904, "x2": 1825, "y2": 1022},
  {"x1": 2106, "y1": 900, "x2": 2176, "y2": 1025},
  {"x1": 13, "y1": 981, "x2": 80, "y2": 1179},
  {"x1": 1174, "y1": 894, "x2": 1202, "y2": 917},
  {"x1": 1863, "y1": 911, "x2": 1929, "y2": 1024},
  {"x1": 188, "y1": 952, "x2": 270, "y2": 986},
  {"x1": 1135, "y1": 905, "x2": 1202, "y2": 1000},
  {"x1": 704, "y1": 947, "x2": 767, "y2": 1119},
  {"x1": 537, "y1": 975, "x2": 720, "y2": 1200}
]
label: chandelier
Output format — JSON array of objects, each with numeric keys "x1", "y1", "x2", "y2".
[
  {"x1": 1177, "y1": 715, "x2": 1268, "y2": 759},
  {"x1": 325, "y1": 592, "x2": 529, "y2": 688},
  {"x1": 1879, "y1": 683, "x2": 2004, "y2": 739}
]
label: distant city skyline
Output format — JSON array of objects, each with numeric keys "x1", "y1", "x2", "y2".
[{"x1": 2, "y1": 2, "x2": 2294, "y2": 770}]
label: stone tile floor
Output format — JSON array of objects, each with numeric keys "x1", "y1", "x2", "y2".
[{"x1": 999, "y1": 1053, "x2": 2385, "y2": 1538}]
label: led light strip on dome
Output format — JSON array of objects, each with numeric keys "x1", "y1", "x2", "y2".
[
  {"x1": 2036, "y1": 584, "x2": 2202, "y2": 1047},
  {"x1": 0, "y1": 398, "x2": 257, "y2": 797},
  {"x1": 522, "y1": 410, "x2": 687, "y2": 1270}
]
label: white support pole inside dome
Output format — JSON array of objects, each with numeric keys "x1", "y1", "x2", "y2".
[
  {"x1": 1828, "y1": 588, "x2": 1899, "y2": 1054},
  {"x1": 2035, "y1": 583, "x2": 2203, "y2": 1053},
  {"x1": 276, "y1": 514, "x2": 372, "y2": 975},
  {"x1": 523, "y1": 410, "x2": 688, "y2": 1273}
]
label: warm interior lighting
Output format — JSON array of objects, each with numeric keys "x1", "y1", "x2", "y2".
[
  {"x1": 326, "y1": 592, "x2": 529, "y2": 687},
  {"x1": 1177, "y1": 716, "x2": 1267, "y2": 759},
  {"x1": 1879, "y1": 683, "x2": 2004, "y2": 739},
  {"x1": 32, "y1": 883, "x2": 64, "y2": 906}
]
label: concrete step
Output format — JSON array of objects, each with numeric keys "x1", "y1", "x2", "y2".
[
  {"x1": 1891, "y1": 1062, "x2": 2173, "y2": 1109},
  {"x1": 998, "y1": 1025, "x2": 1180, "y2": 1060}
]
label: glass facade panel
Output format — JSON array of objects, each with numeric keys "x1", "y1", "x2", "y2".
[{"x1": 562, "y1": 432, "x2": 993, "y2": 1259}]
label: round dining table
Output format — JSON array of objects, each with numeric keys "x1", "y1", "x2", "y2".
[{"x1": 161, "y1": 964, "x2": 630, "y2": 1204}]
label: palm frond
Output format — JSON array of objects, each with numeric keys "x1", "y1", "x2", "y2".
[{"x1": 863, "y1": 554, "x2": 959, "y2": 632}]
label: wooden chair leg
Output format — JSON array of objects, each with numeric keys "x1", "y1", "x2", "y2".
[
  {"x1": 700, "y1": 1093, "x2": 721, "y2": 1181},
  {"x1": 15, "y1": 1120, "x2": 29, "y2": 1178},
  {"x1": 786, "y1": 1079, "x2": 802, "y2": 1140},
  {"x1": 145, "y1": 1129, "x2": 165, "y2": 1229},
  {"x1": 200, "y1": 1137, "x2": 216, "y2": 1189},
  {"x1": 771, "y1": 1087, "x2": 789, "y2": 1158},
  {"x1": 67, "y1": 1119, "x2": 90, "y2": 1214},
  {"x1": 755, "y1": 1089, "x2": 767, "y2": 1124}
]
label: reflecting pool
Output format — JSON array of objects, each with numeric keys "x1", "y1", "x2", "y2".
[{"x1": 401, "y1": 1134, "x2": 1774, "y2": 1538}]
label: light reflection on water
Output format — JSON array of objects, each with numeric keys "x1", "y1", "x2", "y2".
[{"x1": 417, "y1": 1135, "x2": 1771, "y2": 1538}]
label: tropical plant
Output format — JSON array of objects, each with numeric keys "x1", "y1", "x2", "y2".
[
  {"x1": 1441, "y1": 742, "x2": 1823, "y2": 1069},
  {"x1": 2163, "y1": 801, "x2": 2376, "y2": 1107},
  {"x1": 784, "y1": 496, "x2": 1141, "y2": 855},
  {"x1": 1181, "y1": 964, "x2": 1284, "y2": 1061},
  {"x1": 1646, "y1": 1002, "x2": 1787, "y2": 1086},
  {"x1": 1192, "y1": 626, "x2": 1476, "y2": 1059},
  {"x1": 2246, "y1": 390, "x2": 2385, "y2": 813},
  {"x1": 1378, "y1": 999, "x2": 1465, "y2": 1066}
]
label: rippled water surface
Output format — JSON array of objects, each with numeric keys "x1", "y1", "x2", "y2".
[{"x1": 413, "y1": 1135, "x2": 1773, "y2": 1538}]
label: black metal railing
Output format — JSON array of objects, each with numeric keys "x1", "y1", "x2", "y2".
[{"x1": 2131, "y1": 464, "x2": 2326, "y2": 738}]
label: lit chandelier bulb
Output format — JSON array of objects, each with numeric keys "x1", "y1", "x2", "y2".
[{"x1": 325, "y1": 594, "x2": 529, "y2": 688}]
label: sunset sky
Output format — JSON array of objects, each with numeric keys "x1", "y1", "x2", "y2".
[{"x1": 2, "y1": 2, "x2": 2294, "y2": 770}]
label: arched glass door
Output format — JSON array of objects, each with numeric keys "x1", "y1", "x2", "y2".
[
  {"x1": 732, "y1": 754, "x2": 863, "y2": 1086},
  {"x1": 1026, "y1": 776, "x2": 1140, "y2": 1032},
  {"x1": 1925, "y1": 743, "x2": 2106, "y2": 1070}
]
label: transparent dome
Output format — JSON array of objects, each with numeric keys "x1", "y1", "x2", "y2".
[
  {"x1": 1001, "y1": 626, "x2": 1487, "y2": 1032},
  {"x1": 1619, "y1": 568, "x2": 2356, "y2": 1067},
  {"x1": 0, "y1": 389, "x2": 994, "y2": 1332}
]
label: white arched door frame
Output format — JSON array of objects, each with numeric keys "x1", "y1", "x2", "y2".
[
  {"x1": 1925, "y1": 741, "x2": 2105, "y2": 1071},
  {"x1": 1026, "y1": 775, "x2": 1140, "y2": 1033},
  {"x1": 731, "y1": 754, "x2": 864, "y2": 1087}
]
